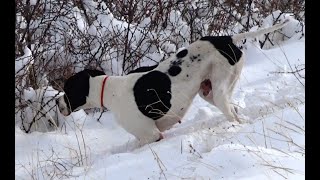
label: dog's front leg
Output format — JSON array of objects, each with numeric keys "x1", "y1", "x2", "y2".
[
  {"x1": 155, "y1": 117, "x2": 181, "y2": 132},
  {"x1": 156, "y1": 133, "x2": 164, "y2": 142},
  {"x1": 137, "y1": 131, "x2": 164, "y2": 145}
]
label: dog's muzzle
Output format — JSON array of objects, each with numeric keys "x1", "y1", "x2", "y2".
[{"x1": 56, "y1": 97, "x2": 71, "y2": 116}]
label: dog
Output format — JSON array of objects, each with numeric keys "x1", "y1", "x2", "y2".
[{"x1": 57, "y1": 19, "x2": 290, "y2": 144}]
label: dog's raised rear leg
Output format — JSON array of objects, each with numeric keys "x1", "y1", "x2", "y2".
[
  {"x1": 230, "y1": 104, "x2": 240, "y2": 123},
  {"x1": 213, "y1": 94, "x2": 240, "y2": 123}
]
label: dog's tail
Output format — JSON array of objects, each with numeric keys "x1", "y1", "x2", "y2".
[{"x1": 232, "y1": 19, "x2": 290, "y2": 43}]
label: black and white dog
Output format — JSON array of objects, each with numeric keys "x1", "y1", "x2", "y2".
[{"x1": 57, "y1": 20, "x2": 289, "y2": 143}]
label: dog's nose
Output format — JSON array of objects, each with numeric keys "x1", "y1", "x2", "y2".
[
  {"x1": 60, "y1": 107, "x2": 71, "y2": 116},
  {"x1": 61, "y1": 110, "x2": 71, "y2": 116},
  {"x1": 56, "y1": 99, "x2": 71, "y2": 116}
]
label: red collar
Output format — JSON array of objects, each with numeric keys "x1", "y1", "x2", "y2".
[{"x1": 101, "y1": 76, "x2": 109, "y2": 108}]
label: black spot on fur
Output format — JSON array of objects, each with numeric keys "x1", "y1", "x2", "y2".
[
  {"x1": 186, "y1": 74, "x2": 189, "y2": 77},
  {"x1": 133, "y1": 71, "x2": 172, "y2": 120},
  {"x1": 200, "y1": 36, "x2": 242, "y2": 65},
  {"x1": 190, "y1": 54, "x2": 201, "y2": 62},
  {"x1": 171, "y1": 59, "x2": 183, "y2": 66},
  {"x1": 176, "y1": 49, "x2": 188, "y2": 58},
  {"x1": 128, "y1": 64, "x2": 159, "y2": 74},
  {"x1": 63, "y1": 69, "x2": 105, "y2": 112},
  {"x1": 168, "y1": 65, "x2": 182, "y2": 76},
  {"x1": 190, "y1": 55, "x2": 197, "y2": 62}
]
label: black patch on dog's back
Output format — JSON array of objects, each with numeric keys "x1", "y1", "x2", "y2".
[
  {"x1": 64, "y1": 69, "x2": 105, "y2": 111},
  {"x1": 128, "y1": 64, "x2": 159, "y2": 74},
  {"x1": 168, "y1": 65, "x2": 182, "y2": 76},
  {"x1": 200, "y1": 36, "x2": 242, "y2": 65},
  {"x1": 133, "y1": 71, "x2": 172, "y2": 120},
  {"x1": 176, "y1": 49, "x2": 188, "y2": 58}
]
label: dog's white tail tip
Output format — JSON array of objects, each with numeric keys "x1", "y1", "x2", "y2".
[{"x1": 232, "y1": 18, "x2": 291, "y2": 43}]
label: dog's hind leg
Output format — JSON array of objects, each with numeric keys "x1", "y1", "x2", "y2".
[
  {"x1": 225, "y1": 77, "x2": 239, "y2": 117},
  {"x1": 226, "y1": 63, "x2": 244, "y2": 123},
  {"x1": 199, "y1": 80, "x2": 239, "y2": 122},
  {"x1": 212, "y1": 94, "x2": 240, "y2": 123}
]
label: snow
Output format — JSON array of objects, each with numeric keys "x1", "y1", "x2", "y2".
[
  {"x1": 73, "y1": 7, "x2": 87, "y2": 33},
  {"x1": 30, "y1": 0, "x2": 37, "y2": 6},
  {"x1": 15, "y1": 46, "x2": 33, "y2": 76},
  {"x1": 15, "y1": 38, "x2": 304, "y2": 179}
]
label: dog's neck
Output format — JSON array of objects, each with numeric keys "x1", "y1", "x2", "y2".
[
  {"x1": 86, "y1": 75, "x2": 111, "y2": 109},
  {"x1": 100, "y1": 76, "x2": 109, "y2": 108},
  {"x1": 86, "y1": 75, "x2": 124, "y2": 111}
]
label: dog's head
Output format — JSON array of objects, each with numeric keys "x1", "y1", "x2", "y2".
[{"x1": 56, "y1": 69, "x2": 106, "y2": 116}]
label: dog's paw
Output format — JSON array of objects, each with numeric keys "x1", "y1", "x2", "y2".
[
  {"x1": 156, "y1": 133, "x2": 164, "y2": 142},
  {"x1": 237, "y1": 114, "x2": 251, "y2": 124}
]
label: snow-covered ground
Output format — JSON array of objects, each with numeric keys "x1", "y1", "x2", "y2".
[{"x1": 15, "y1": 39, "x2": 305, "y2": 179}]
